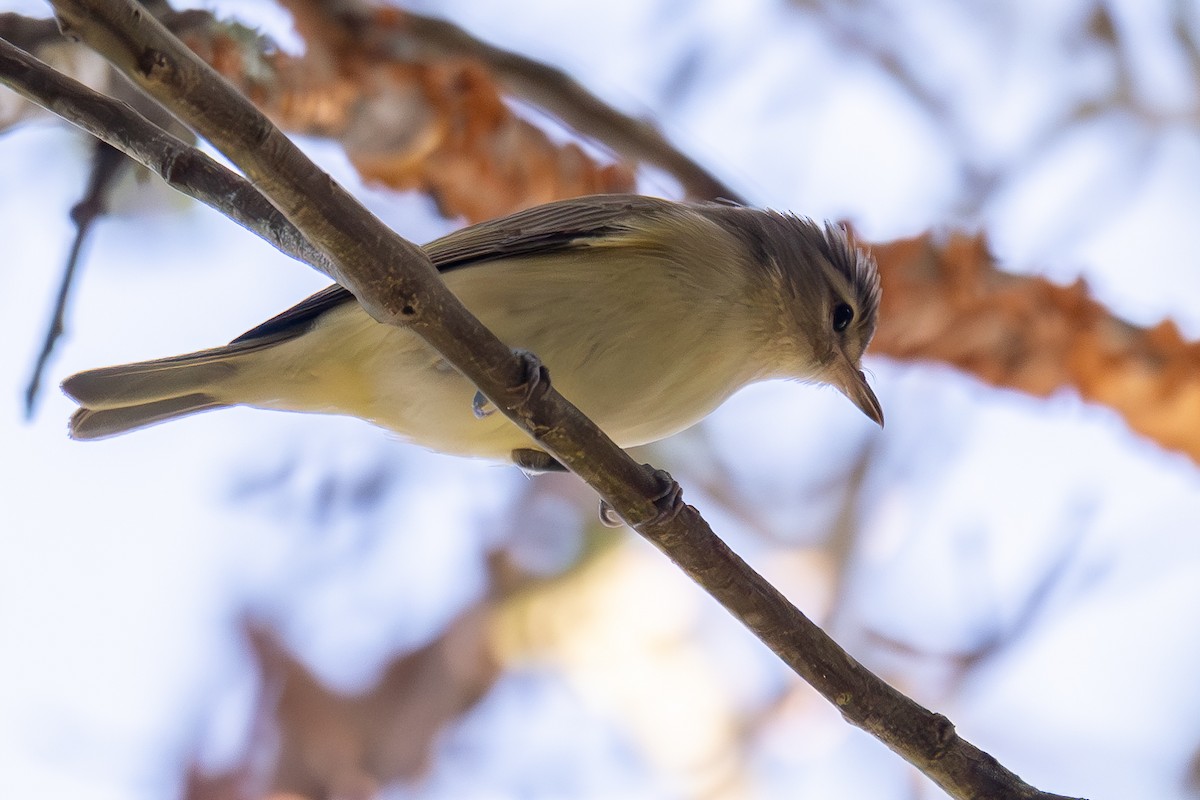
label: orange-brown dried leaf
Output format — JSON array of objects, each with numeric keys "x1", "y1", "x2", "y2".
[
  {"x1": 172, "y1": 1, "x2": 634, "y2": 223},
  {"x1": 871, "y1": 232, "x2": 1200, "y2": 462}
]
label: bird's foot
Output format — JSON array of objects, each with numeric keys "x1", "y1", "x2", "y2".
[
  {"x1": 598, "y1": 466, "x2": 685, "y2": 528},
  {"x1": 473, "y1": 350, "x2": 550, "y2": 419},
  {"x1": 472, "y1": 391, "x2": 496, "y2": 419},
  {"x1": 508, "y1": 349, "x2": 551, "y2": 406},
  {"x1": 512, "y1": 448, "x2": 566, "y2": 474}
]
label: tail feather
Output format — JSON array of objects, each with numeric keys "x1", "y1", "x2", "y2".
[
  {"x1": 61, "y1": 347, "x2": 242, "y2": 409},
  {"x1": 68, "y1": 394, "x2": 227, "y2": 440},
  {"x1": 62, "y1": 344, "x2": 259, "y2": 440}
]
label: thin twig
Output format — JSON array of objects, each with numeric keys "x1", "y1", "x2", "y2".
[
  {"x1": 0, "y1": 37, "x2": 330, "y2": 273},
  {"x1": 23, "y1": 139, "x2": 126, "y2": 417}
]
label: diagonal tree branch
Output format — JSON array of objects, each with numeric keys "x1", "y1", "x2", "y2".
[{"x1": 5, "y1": 6, "x2": 1078, "y2": 798}]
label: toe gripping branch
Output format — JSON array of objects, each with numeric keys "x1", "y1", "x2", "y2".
[
  {"x1": 475, "y1": 349, "x2": 551, "y2": 421},
  {"x1": 512, "y1": 448, "x2": 566, "y2": 473},
  {"x1": 599, "y1": 466, "x2": 685, "y2": 528},
  {"x1": 492, "y1": 351, "x2": 684, "y2": 530}
]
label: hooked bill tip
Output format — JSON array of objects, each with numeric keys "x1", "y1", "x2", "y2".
[
  {"x1": 853, "y1": 369, "x2": 885, "y2": 428},
  {"x1": 858, "y1": 381, "x2": 885, "y2": 428},
  {"x1": 831, "y1": 363, "x2": 884, "y2": 428}
]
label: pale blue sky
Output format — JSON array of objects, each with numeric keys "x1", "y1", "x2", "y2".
[{"x1": 3, "y1": 1, "x2": 1200, "y2": 798}]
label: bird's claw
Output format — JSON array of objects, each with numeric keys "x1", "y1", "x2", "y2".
[
  {"x1": 472, "y1": 391, "x2": 496, "y2": 419},
  {"x1": 509, "y1": 349, "x2": 550, "y2": 405},
  {"x1": 597, "y1": 466, "x2": 685, "y2": 528},
  {"x1": 598, "y1": 500, "x2": 624, "y2": 528},
  {"x1": 474, "y1": 350, "x2": 549, "y2": 420},
  {"x1": 645, "y1": 467, "x2": 685, "y2": 524}
]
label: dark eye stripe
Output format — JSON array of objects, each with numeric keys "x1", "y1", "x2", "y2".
[{"x1": 833, "y1": 303, "x2": 854, "y2": 332}]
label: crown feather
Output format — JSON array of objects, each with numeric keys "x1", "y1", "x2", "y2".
[{"x1": 701, "y1": 204, "x2": 881, "y2": 344}]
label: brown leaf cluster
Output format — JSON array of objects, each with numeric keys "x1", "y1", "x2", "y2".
[
  {"x1": 871, "y1": 232, "x2": 1200, "y2": 463},
  {"x1": 171, "y1": 2, "x2": 634, "y2": 222}
]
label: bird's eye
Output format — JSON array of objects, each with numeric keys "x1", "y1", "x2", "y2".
[{"x1": 832, "y1": 303, "x2": 854, "y2": 332}]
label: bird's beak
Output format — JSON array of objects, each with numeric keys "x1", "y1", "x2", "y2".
[{"x1": 829, "y1": 357, "x2": 884, "y2": 427}]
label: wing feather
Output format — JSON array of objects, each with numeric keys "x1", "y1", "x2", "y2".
[{"x1": 231, "y1": 194, "x2": 675, "y2": 345}]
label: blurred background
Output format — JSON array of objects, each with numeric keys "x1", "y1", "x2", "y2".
[{"x1": 3, "y1": 0, "x2": 1200, "y2": 798}]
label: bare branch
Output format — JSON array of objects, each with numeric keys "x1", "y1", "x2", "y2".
[
  {"x1": 0, "y1": 36, "x2": 329, "y2": 272},
  {"x1": 23, "y1": 139, "x2": 126, "y2": 417}
]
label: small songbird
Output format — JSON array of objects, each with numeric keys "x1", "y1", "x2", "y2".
[{"x1": 62, "y1": 195, "x2": 883, "y2": 466}]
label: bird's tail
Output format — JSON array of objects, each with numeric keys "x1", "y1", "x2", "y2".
[{"x1": 62, "y1": 344, "x2": 254, "y2": 440}]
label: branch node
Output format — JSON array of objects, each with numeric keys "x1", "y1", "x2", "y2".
[{"x1": 928, "y1": 712, "x2": 957, "y2": 759}]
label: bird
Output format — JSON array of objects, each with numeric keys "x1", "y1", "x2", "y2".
[{"x1": 62, "y1": 194, "x2": 883, "y2": 467}]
